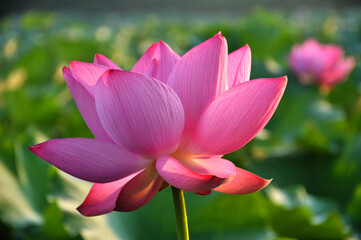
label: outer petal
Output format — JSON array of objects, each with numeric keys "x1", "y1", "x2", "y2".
[
  {"x1": 227, "y1": 44, "x2": 251, "y2": 87},
  {"x1": 77, "y1": 173, "x2": 138, "y2": 216},
  {"x1": 320, "y1": 56, "x2": 356, "y2": 86},
  {"x1": 77, "y1": 165, "x2": 162, "y2": 216},
  {"x1": 95, "y1": 70, "x2": 185, "y2": 158},
  {"x1": 156, "y1": 156, "x2": 234, "y2": 193},
  {"x1": 167, "y1": 33, "x2": 228, "y2": 148},
  {"x1": 339, "y1": 56, "x2": 356, "y2": 77},
  {"x1": 214, "y1": 167, "x2": 271, "y2": 194},
  {"x1": 289, "y1": 39, "x2": 322, "y2": 75},
  {"x1": 132, "y1": 42, "x2": 158, "y2": 74},
  {"x1": 321, "y1": 45, "x2": 344, "y2": 72},
  {"x1": 29, "y1": 138, "x2": 151, "y2": 183},
  {"x1": 186, "y1": 76, "x2": 287, "y2": 155},
  {"x1": 115, "y1": 164, "x2": 163, "y2": 212},
  {"x1": 289, "y1": 45, "x2": 307, "y2": 74},
  {"x1": 132, "y1": 41, "x2": 180, "y2": 83},
  {"x1": 70, "y1": 61, "x2": 108, "y2": 92},
  {"x1": 63, "y1": 67, "x2": 112, "y2": 141},
  {"x1": 94, "y1": 54, "x2": 121, "y2": 69}
]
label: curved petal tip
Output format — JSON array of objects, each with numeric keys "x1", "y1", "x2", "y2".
[
  {"x1": 281, "y1": 75, "x2": 288, "y2": 84},
  {"x1": 214, "y1": 31, "x2": 225, "y2": 40},
  {"x1": 62, "y1": 66, "x2": 70, "y2": 73},
  {"x1": 28, "y1": 144, "x2": 40, "y2": 153},
  {"x1": 214, "y1": 168, "x2": 272, "y2": 195},
  {"x1": 261, "y1": 178, "x2": 273, "y2": 190}
]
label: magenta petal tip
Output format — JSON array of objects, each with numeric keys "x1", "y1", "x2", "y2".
[
  {"x1": 214, "y1": 168, "x2": 273, "y2": 195},
  {"x1": 273, "y1": 75, "x2": 288, "y2": 89},
  {"x1": 263, "y1": 178, "x2": 273, "y2": 188},
  {"x1": 76, "y1": 205, "x2": 91, "y2": 217},
  {"x1": 281, "y1": 76, "x2": 288, "y2": 87},
  {"x1": 62, "y1": 66, "x2": 70, "y2": 72},
  {"x1": 94, "y1": 53, "x2": 102, "y2": 59},
  {"x1": 214, "y1": 31, "x2": 225, "y2": 39},
  {"x1": 28, "y1": 144, "x2": 41, "y2": 153},
  {"x1": 77, "y1": 204, "x2": 101, "y2": 217}
]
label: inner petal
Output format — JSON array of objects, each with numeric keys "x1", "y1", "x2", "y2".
[{"x1": 169, "y1": 151, "x2": 235, "y2": 179}]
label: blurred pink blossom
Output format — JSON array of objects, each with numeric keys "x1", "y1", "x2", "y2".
[
  {"x1": 29, "y1": 33, "x2": 286, "y2": 216},
  {"x1": 289, "y1": 39, "x2": 355, "y2": 91}
]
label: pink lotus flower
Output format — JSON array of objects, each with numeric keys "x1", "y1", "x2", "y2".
[
  {"x1": 29, "y1": 33, "x2": 287, "y2": 216},
  {"x1": 289, "y1": 39, "x2": 355, "y2": 90}
]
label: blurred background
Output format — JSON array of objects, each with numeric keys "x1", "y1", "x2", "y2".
[{"x1": 0, "y1": 0, "x2": 361, "y2": 239}]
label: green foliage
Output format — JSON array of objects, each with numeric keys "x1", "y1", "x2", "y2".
[{"x1": 0, "y1": 8, "x2": 360, "y2": 240}]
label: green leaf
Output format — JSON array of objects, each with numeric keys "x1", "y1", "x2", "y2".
[
  {"x1": 348, "y1": 183, "x2": 361, "y2": 227},
  {"x1": 48, "y1": 170, "x2": 130, "y2": 240},
  {"x1": 190, "y1": 192, "x2": 276, "y2": 240},
  {"x1": 42, "y1": 202, "x2": 73, "y2": 239},
  {"x1": 267, "y1": 187, "x2": 351, "y2": 240},
  {"x1": 14, "y1": 137, "x2": 50, "y2": 212},
  {"x1": 0, "y1": 160, "x2": 41, "y2": 227}
]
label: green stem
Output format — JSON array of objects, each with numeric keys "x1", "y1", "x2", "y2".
[{"x1": 171, "y1": 186, "x2": 189, "y2": 240}]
